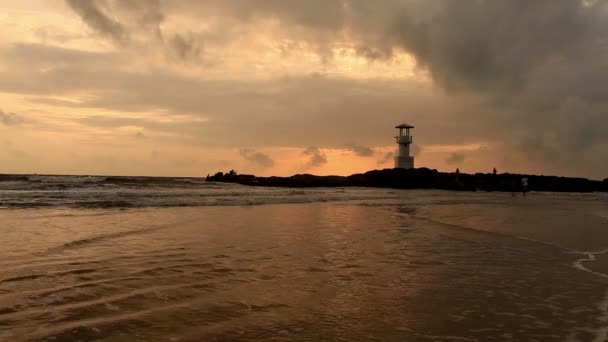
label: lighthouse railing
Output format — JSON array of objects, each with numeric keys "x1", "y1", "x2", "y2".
[{"x1": 396, "y1": 135, "x2": 412, "y2": 144}]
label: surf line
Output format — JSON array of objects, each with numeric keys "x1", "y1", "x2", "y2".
[
  {"x1": 570, "y1": 249, "x2": 608, "y2": 342},
  {"x1": 571, "y1": 249, "x2": 608, "y2": 279},
  {"x1": 405, "y1": 210, "x2": 608, "y2": 342}
]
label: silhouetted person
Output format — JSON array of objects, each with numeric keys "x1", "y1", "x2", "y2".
[
  {"x1": 493, "y1": 168, "x2": 497, "y2": 175},
  {"x1": 456, "y1": 168, "x2": 460, "y2": 174},
  {"x1": 521, "y1": 177, "x2": 529, "y2": 196}
]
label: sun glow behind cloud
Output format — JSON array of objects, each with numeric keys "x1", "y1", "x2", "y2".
[
  {"x1": 0, "y1": 0, "x2": 607, "y2": 178},
  {"x1": 0, "y1": 1, "x2": 425, "y2": 177}
]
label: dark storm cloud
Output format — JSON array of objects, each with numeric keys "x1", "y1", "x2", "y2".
[
  {"x1": 346, "y1": 144, "x2": 375, "y2": 157},
  {"x1": 239, "y1": 149, "x2": 275, "y2": 168},
  {"x1": 158, "y1": 0, "x2": 608, "y2": 167},
  {"x1": 446, "y1": 153, "x2": 465, "y2": 165},
  {"x1": 64, "y1": 0, "x2": 608, "y2": 101},
  {"x1": 303, "y1": 147, "x2": 327, "y2": 168},
  {"x1": 387, "y1": 1, "x2": 586, "y2": 92},
  {"x1": 0, "y1": 110, "x2": 24, "y2": 126},
  {"x1": 19, "y1": 1, "x2": 608, "y2": 177},
  {"x1": 161, "y1": 0, "x2": 607, "y2": 91},
  {"x1": 384, "y1": 1, "x2": 608, "y2": 167}
]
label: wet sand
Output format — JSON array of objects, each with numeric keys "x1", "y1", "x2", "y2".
[
  {"x1": 589, "y1": 252, "x2": 608, "y2": 276},
  {"x1": 1, "y1": 197, "x2": 607, "y2": 341}
]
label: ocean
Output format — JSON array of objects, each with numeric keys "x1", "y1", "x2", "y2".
[{"x1": 1, "y1": 175, "x2": 607, "y2": 341}]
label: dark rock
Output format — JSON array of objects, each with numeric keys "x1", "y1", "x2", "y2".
[{"x1": 206, "y1": 168, "x2": 607, "y2": 193}]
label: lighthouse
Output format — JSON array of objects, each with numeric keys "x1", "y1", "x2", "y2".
[{"x1": 394, "y1": 123, "x2": 415, "y2": 169}]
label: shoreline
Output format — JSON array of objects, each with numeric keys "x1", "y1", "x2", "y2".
[{"x1": 574, "y1": 250, "x2": 608, "y2": 280}]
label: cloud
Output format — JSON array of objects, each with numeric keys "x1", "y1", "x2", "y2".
[
  {"x1": 163, "y1": 1, "x2": 606, "y2": 95},
  {"x1": 239, "y1": 148, "x2": 274, "y2": 168},
  {"x1": 35, "y1": 26, "x2": 85, "y2": 44},
  {"x1": 303, "y1": 147, "x2": 327, "y2": 168},
  {"x1": 158, "y1": 0, "x2": 608, "y2": 170},
  {"x1": 2, "y1": 1, "x2": 607, "y2": 178},
  {"x1": 168, "y1": 32, "x2": 203, "y2": 62},
  {"x1": 0, "y1": 46, "x2": 452, "y2": 146},
  {"x1": 386, "y1": 1, "x2": 600, "y2": 94},
  {"x1": 0, "y1": 110, "x2": 24, "y2": 126},
  {"x1": 347, "y1": 144, "x2": 375, "y2": 157},
  {"x1": 377, "y1": 151, "x2": 394, "y2": 165},
  {"x1": 2, "y1": 43, "x2": 122, "y2": 70},
  {"x1": 65, "y1": 0, "x2": 127, "y2": 44},
  {"x1": 411, "y1": 144, "x2": 421, "y2": 156},
  {"x1": 65, "y1": 0, "x2": 203, "y2": 62},
  {"x1": 65, "y1": 0, "x2": 166, "y2": 44},
  {"x1": 445, "y1": 153, "x2": 465, "y2": 165},
  {"x1": 2, "y1": 40, "x2": 603, "y2": 176},
  {"x1": 61, "y1": 1, "x2": 608, "y2": 144},
  {"x1": 517, "y1": 135, "x2": 545, "y2": 153},
  {"x1": 390, "y1": 2, "x2": 608, "y2": 163}
]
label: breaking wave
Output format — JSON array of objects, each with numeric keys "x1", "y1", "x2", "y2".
[{"x1": 0, "y1": 174, "x2": 404, "y2": 209}]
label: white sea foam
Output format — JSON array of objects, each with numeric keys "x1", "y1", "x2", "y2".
[
  {"x1": 0, "y1": 183, "x2": 406, "y2": 209},
  {"x1": 571, "y1": 249, "x2": 608, "y2": 280},
  {"x1": 570, "y1": 249, "x2": 608, "y2": 342}
]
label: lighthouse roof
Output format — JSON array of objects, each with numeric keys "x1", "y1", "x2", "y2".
[{"x1": 395, "y1": 123, "x2": 415, "y2": 129}]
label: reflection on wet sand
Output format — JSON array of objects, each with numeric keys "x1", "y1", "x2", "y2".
[{"x1": 1, "y1": 193, "x2": 607, "y2": 341}]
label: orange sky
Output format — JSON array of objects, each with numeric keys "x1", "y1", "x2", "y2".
[{"x1": 1, "y1": 1, "x2": 606, "y2": 179}]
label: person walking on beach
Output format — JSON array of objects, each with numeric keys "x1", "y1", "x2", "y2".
[{"x1": 521, "y1": 177, "x2": 529, "y2": 196}]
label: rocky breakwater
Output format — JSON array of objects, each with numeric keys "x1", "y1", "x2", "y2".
[{"x1": 206, "y1": 169, "x2": 608, "y2": 193}]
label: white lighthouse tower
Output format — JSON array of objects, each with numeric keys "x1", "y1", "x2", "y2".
[{"x1": 394, "y1": 123, "x2": 415, "y2": 169}]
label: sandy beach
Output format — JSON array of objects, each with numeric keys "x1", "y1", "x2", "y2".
[
  {"x1": 1, "y1": 177, "x2": 607, "y2": 341},
  {"x1": 2, "y1": 2, "x2": 608, "y2": 340}
]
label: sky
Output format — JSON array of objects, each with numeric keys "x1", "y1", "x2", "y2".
[{"x1": 0, "y1": 0, "x2": 607, "y2": 179}]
